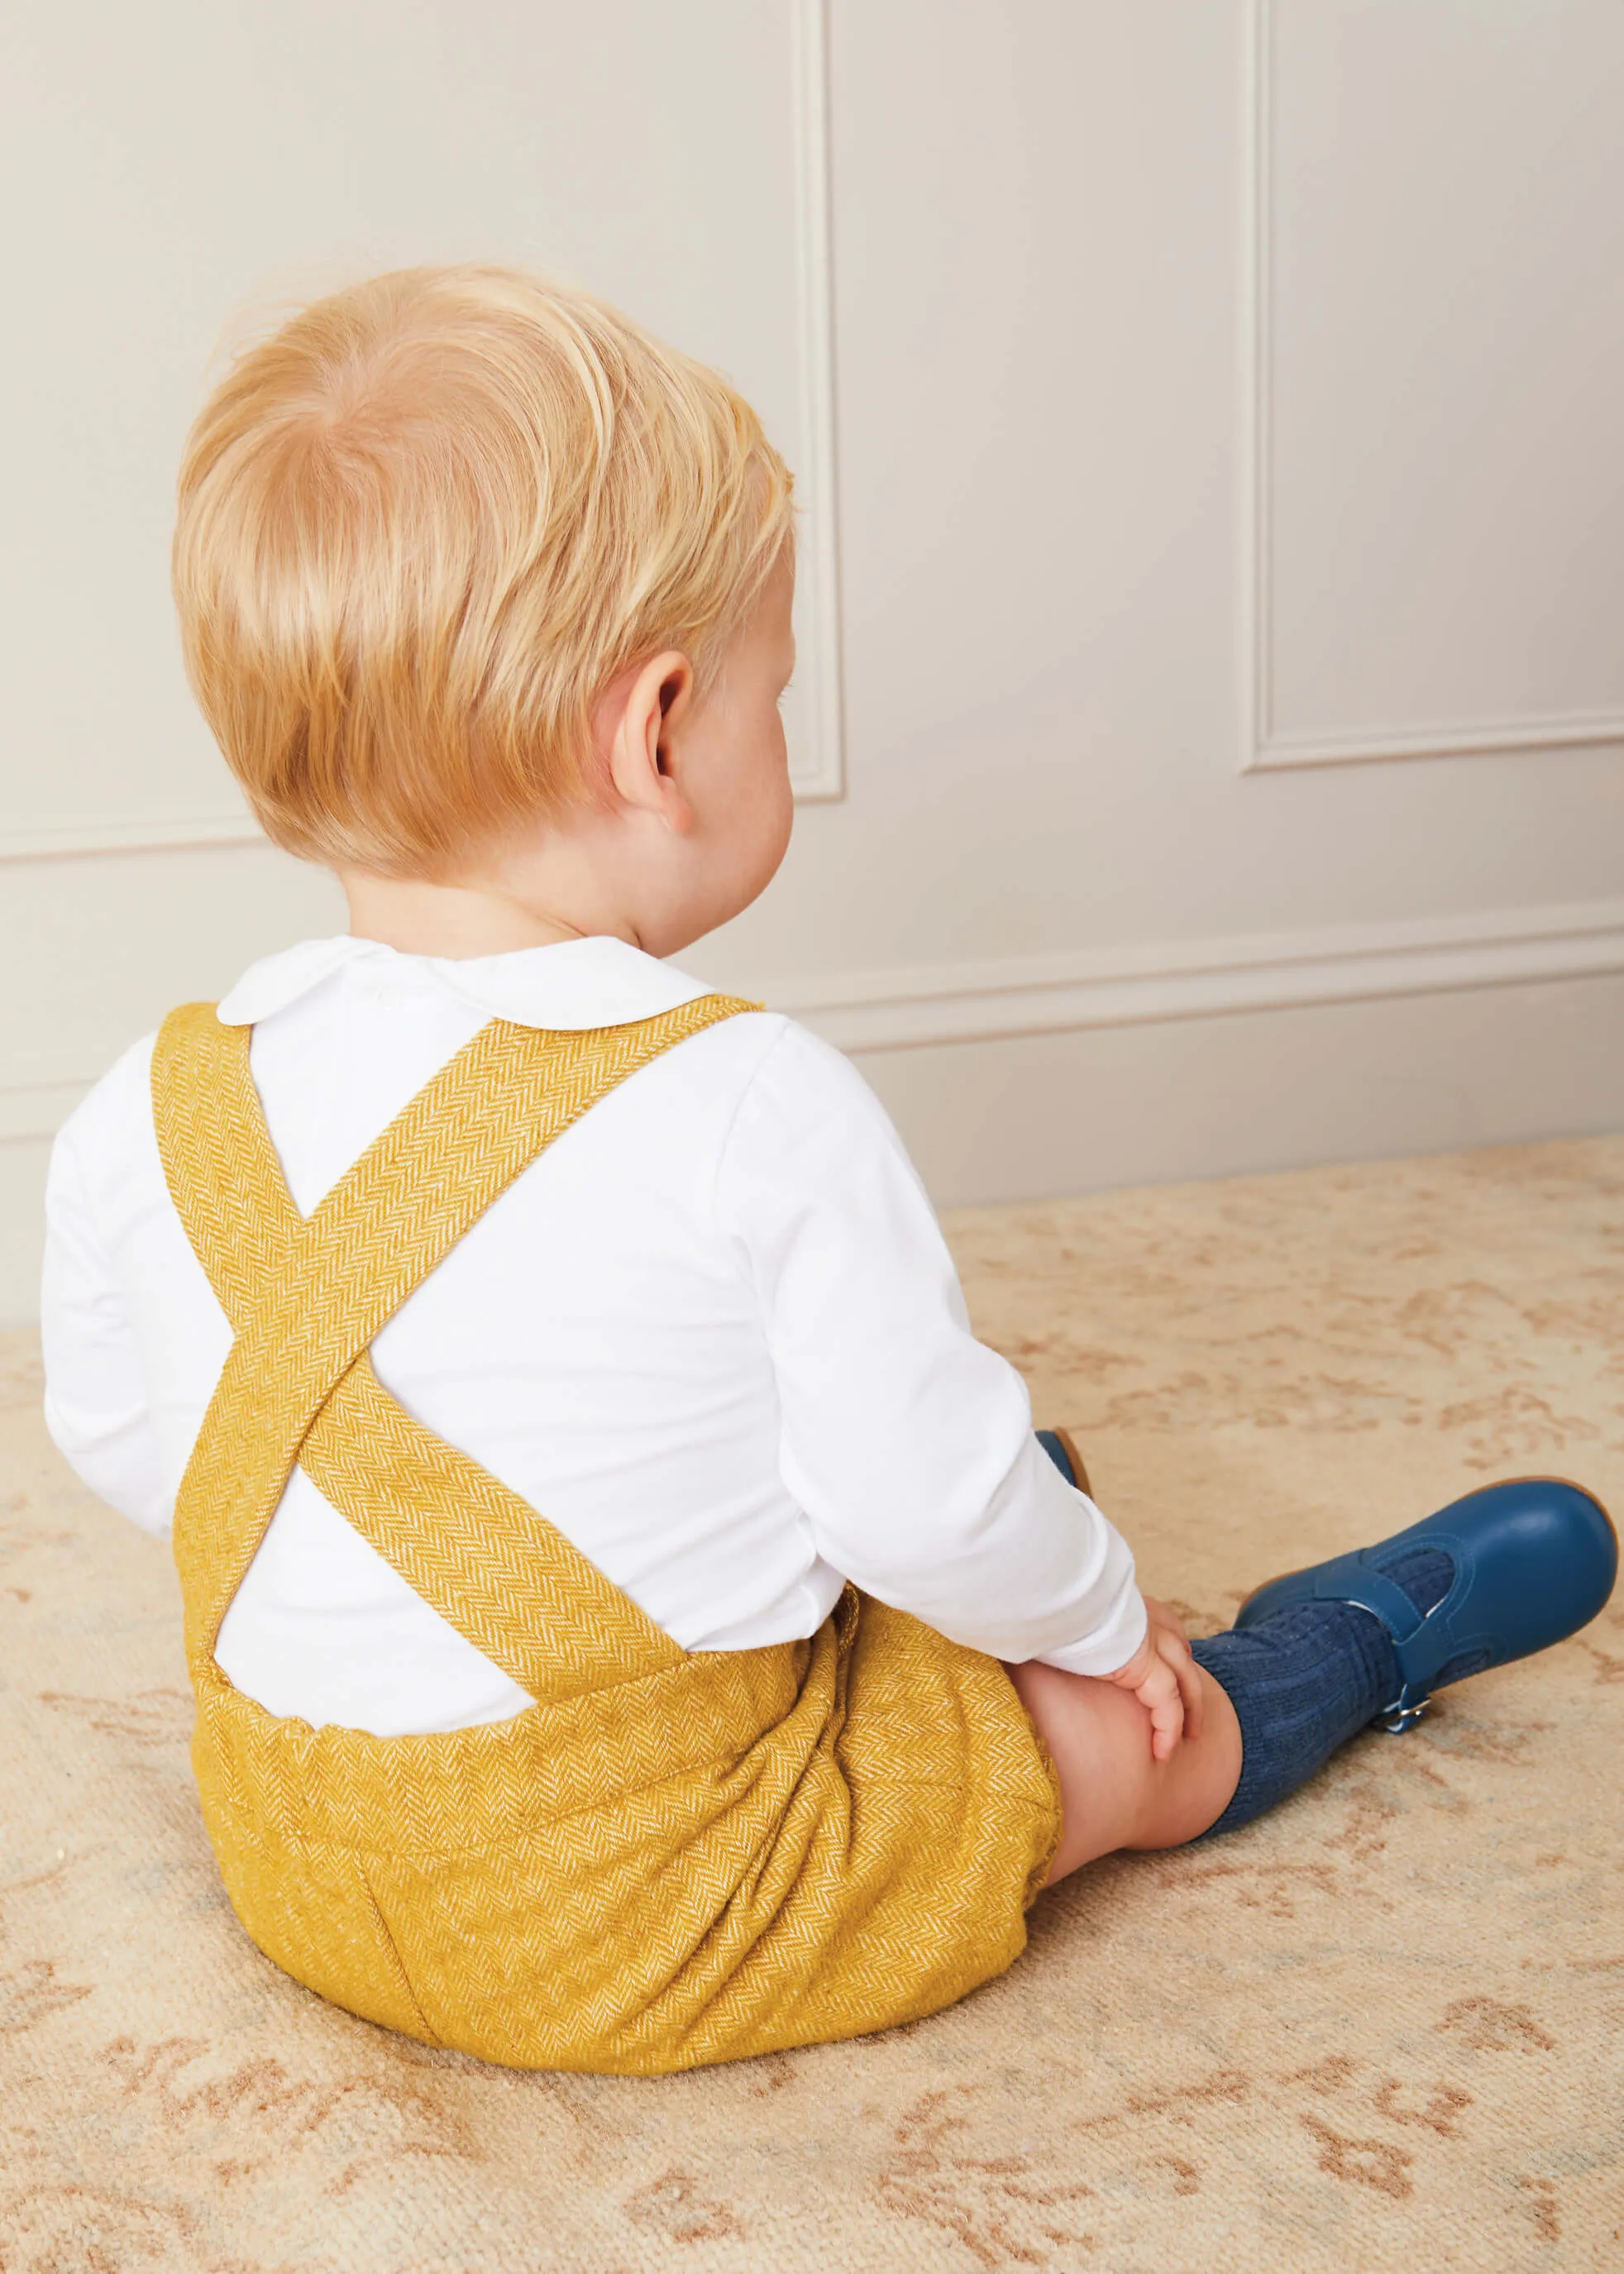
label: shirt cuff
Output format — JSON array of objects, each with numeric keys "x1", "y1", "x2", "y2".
[{"x1": 1034, "y1": 1581, "x2": 1149, "y2": 1679}]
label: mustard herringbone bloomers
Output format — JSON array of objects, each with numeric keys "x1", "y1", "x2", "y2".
[{"x1": 150, "y1": 997, "x2": 1061, "y2": 2075}]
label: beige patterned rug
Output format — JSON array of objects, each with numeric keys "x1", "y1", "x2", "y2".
[{"x1": 4, "y1": 1138, "x2": 1622, "y2": 2272}]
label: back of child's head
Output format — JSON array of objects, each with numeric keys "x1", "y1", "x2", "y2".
[{"x1": 173, "y1": 265, "x2": 794, "y2": 877}]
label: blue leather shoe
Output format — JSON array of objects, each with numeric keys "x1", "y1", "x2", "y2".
[
  {"x1": 1235, "y1": 1479, "x2": 1617, "y2": 1732},
  {"x1": 1037, "y1": 1427, "x2": 1091, "y2": 1498}
]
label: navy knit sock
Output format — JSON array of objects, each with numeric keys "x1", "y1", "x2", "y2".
[{"x1": 1189, "y1": 1545, "x2": 1477, "y2": 1839}]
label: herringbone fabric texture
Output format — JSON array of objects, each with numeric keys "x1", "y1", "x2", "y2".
[{"x1": 148, "y1": 999, "x2": 1061, "y2": 2076}]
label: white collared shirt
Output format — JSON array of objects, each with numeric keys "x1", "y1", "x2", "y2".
[{"x1": 41, "y1": 935, "x2": 1145, "y2": 1736}]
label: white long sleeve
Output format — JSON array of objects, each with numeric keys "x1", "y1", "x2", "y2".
[
  {"x1": 716, "y1": 1022, "x2": 1144, "y2": 1671},
  {"x1": 41, "y1": 1125, "x2": 173, "y2": 1536},
  {"x1": 41, "y1": 934, "x2": 1145, "y2": 1736}
]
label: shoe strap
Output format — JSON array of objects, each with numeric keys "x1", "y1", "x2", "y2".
[
  {"x1": 1267, "y1": 1555, "x2": 1467, "y2": 1716},
  {"x1": 1300, "y1": 1555, "x2": 1429, "y2": 1646},
  {"x1": 1332, "y1": 1555, "x2": 1477, "y2": 1706}
]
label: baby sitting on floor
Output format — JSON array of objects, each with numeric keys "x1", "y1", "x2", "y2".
[{"x1": 41, "y1": 266, "x2": 1616, "y2": 2074}]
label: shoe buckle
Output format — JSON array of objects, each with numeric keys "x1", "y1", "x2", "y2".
[{"x1": 1379, "y1": 1695, "x2": 1430, "y2": 1734}]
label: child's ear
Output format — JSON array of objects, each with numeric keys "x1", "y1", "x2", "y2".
[{"x1": 604, "y1": 649, "x2": 695, "y2": 831}]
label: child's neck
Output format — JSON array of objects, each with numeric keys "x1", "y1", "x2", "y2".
[{"x1": 340, "y1": 868, "x2": 635, "y2": 962}]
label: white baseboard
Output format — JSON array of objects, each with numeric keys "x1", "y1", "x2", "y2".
[
  {"x1": 5, "y1": 897, "x2": 1623, "y2": 1143},
  {"x1": 768, "y1": 896, "x2": 1624, "y2": 1055},
  {"x1": 853, "y1": 967, "x2": 1624, "y2": 1209},
  {"x1": 0, "y1": 1077, "x2": 94, "y2": 1144},
  {"x1": 5, "y1": 912, "x2": 1624, "y2": 1320}
]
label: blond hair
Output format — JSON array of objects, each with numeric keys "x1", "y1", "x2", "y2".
[{"x1": 172, "y1": 265, "x2": 793, "y2": 874}]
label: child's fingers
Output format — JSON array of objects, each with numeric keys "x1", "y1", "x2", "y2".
[
  {"x1": 1160, "y1": 1627, "x2": 1205, "y2": 1744},
  {"x1": 1109, "y1": 1633, "x2": 1157, "y2": 1694},
  {"x1": 1137, "y1": 1658, "x2": 1185, "y2": 1760}
]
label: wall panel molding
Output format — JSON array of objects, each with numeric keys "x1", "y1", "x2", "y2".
[
  {"x1": 0, "y1": 810, "x2": 264, "y2": 862},
  {"x1": 1238, "y1": 0, "x2": 1624, "y2": 776},
  {"x1": 785, "y1": 0, "x2": 846, "y2": 801},
  {"x1": 9, "y1": 897, "x2": 1622, "y2": 1139}
]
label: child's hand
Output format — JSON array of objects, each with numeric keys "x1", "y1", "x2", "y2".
[{"x1": 1107, "y1": 1597, "x2": 1205, "y2": 1760}]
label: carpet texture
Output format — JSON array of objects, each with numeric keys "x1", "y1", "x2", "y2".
[{"x1": 3, "y1": 1138, "x2": 1622, "y2": 2272}]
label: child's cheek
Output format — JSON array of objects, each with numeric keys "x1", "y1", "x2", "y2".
[{"x1": 761, "y1": 751, "x2": 795, "y2": 882}]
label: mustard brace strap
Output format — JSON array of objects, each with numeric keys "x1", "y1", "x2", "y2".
[{"x1": 152, "y1": 995, "x2": 757, "y2": 1694}]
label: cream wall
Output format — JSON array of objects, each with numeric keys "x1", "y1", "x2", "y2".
[{"x1": 3, "y1": 0, "x2": 1622, "y2": 1321}]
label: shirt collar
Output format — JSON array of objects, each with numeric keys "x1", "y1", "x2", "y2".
[{"x1": 215, "y1": 934, "x2": 719, "y2": 1030}]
